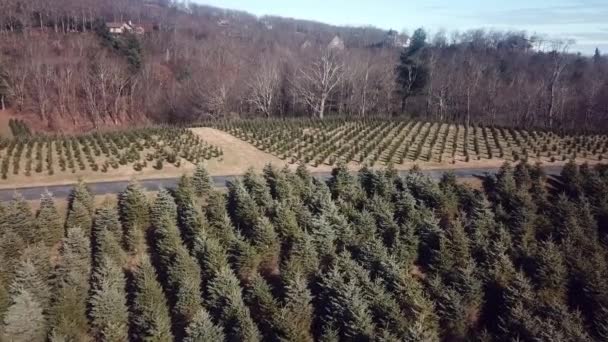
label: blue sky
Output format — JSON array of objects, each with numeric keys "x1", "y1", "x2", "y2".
[{"x1": 195, "y1": 0, "x2": 608, "y2": 54}]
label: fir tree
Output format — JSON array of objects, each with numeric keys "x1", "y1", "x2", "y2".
[
  {"x1": 175, "y1": 175, "x2": 206, "y2": 250},
  {"x1": 227, "y1": 180, "x2": 262, "y2": 235},
  {"x1": 184, "y1": 308, "x2": 226, "y2": 342},
  {"x1": 6, "y1": 193, "x2": 36, "y2": 244},
  {"x1": 192, "y1": 163, "x2": 213, "y2": 198},
  {"x1": 36, "y1": 191, "x2": 64, "y2": 246},
  {"x1": 207, "y1": 266, "x2": 262, "y2": 342},
  {"x1": 65, "y1": 199, "x2": 93, "y2": 234},
  {"x1": 49, "y1": 227, "x2": 91, "y2": 341},
  {"x1": 88, "y1": 256, "x2": 129, "y2": 342},
  {"x1": 9, "y1": 259, "x2": 51, "y2": 315},
  {"x1": 118, "y1": 180, "x2": 149, "y2": 254},
  {"x1": 243, "y1": 168, "x2": 274, "y2": 212},
  {"x1": 68, "y1": 180, "x2": 94, "y2": 214},
  {"x1": 2, "y1": 288, "x2": 47, "y2": 342},
  {"x1": 130, "y1": 258, "x2": 174, "y2": 342}
]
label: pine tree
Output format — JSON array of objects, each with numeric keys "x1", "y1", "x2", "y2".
[
  {"x1": 49, "y1": 227, "x2": 91, "y2": 341},
  {"x1": 151, "y1": 190, "x2": 203, "y2": 336},
  {"x1": 2, "y1": 288, "x2": 47, "y2": 342},
  {"x1": 252, "y1": 217, "x2": 280, "y2": 269},
  {"x1": 282, "y1": 232, "x2": 320, "y2": 283},
  {"x1": 130, "y1": 258, "x2": 174, "y2": 342},
  {"x1": 207, "y1": 266, "x2": 262, "y2": 342},
  {"x1": 65, "y1": 200, "x2": 93, "y2": 234},
  {"x1": 119, "y1": 180, "x2": 149, "y2": 254},
  {"x1": 36, "y1": 191, "x2": 64, "y2": 246},
  {"x1": 561, "y1": 159, "x2": 582, "y2": 198},
  {"x1": 92, "y1": 206, "x2": 126, "y2": 267},
  {"x1": 6, "y1": 193, "x2": 36, "y2": 244},
  {"x1": 327, "y1": 163, "x2": 363, "y2": 204},
  {"x1": 68, "y1": 180, "x2": 94, "y2": 214},
  {"x1": 9, "y1": 259, "x2": 51, "y2": 314},
  {"x1": 227, "y1": 180, "x2": 262, "y2": 235},
  {"x1": 534, "y1": 240, "x2": 567, "y2": 303},
  {"x1": 88, "y1": 256, "x2": 129, "y2": 342},
  {"x1": 243, "y1": 168, "x2": 274, "y2": 211},
  {"x1": 278, "y1": 274, "x2": 315, "y2": 342},
  {"x1": 192, "y1": 163, "x2": 213, "y2": 198},
  {"x1": 175, "y1": 175, "x2": 206, "y2": 250},
  {"x1": 246, "y1": 273, "x2": 282, "y2": 339},
  {"x1": 184, "y1": 308, "x2": 226, "y2": 342},
  {"x1": 318, "y1": 265, "x2": 376, "y2": 340}
]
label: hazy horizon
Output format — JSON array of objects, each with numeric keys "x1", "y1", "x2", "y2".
[{"x1": 196, "y1": 0, "x2": 608, "y2": 55}]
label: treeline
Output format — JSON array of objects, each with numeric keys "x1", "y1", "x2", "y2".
[
  {"x1": 0, "y1": 0, "x2": 607, "y2": 132},
  {"x1": 0, "y1": 161, "x2": 608, "y2": 340}
]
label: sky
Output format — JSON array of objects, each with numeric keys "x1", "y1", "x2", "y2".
[{"x1": 195, "y1": 0, "x2": 608, "y2": 54}]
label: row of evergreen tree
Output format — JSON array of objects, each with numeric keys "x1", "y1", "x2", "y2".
[{"x1": 0, "y1": 160, "x2": 607, "y2": 341}]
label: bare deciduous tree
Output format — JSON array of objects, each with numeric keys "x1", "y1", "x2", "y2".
[
  {"x1": 247, "y1": 57, "x2": 280, "y2": 117},
  {"x1": 293, "y1": 50, "x2": 344, "y2": 119}
]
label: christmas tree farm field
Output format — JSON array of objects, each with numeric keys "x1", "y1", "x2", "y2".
[
  {"x1": 0, "y1": 126, "x2": 222, "y2": 188},
  {"x1": 210, "y1": 118, "x2": 608, "y2": 169}
]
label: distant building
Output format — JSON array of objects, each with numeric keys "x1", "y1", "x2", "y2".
[
  {"x1": 106, "y1": 21, "x2": 146, "y2": 35},
  {"x1": 328, "y1": 35, "x2": 345, "y2": 51}
]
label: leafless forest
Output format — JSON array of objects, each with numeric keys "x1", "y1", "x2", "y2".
[{"x1": 0, "y1": 0, "x2": 607, "y2": 132}]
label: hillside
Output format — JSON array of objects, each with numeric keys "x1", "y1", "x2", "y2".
[{"x1": 0, "y1": 0, "x2": 607, "y2": 132}]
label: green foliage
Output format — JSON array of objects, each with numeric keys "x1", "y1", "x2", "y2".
[
  {"x1": 88, "y1": 256, "x2": 129, "y2": 342},
  {"x1": 184, "y1": 308, "x2": 226, "y2": 342},
  {"x1": 192, "y1": 163, "x2": 213, "y2": 197},
  {"x1": 2, "y1": 288, "x2": 47, "y2": 342},
  {"x1": 119, "y1": 180, "x2": 149, "y2": 253},
  {"x1": 36, "y1": 191, "x2": 64, "y2": 246},
  {"x1": 207, "y1": 266, "x2": 262, "y2": 342},
  {"x1": 1, "y1": 161, "x2": 608, "y2": 340},
  {"x1": 49, "y1": 227, "x2": 91, "y2": 341},
  {"x1": 130, "y1": 258, "x2": 174, "y2": 342}
]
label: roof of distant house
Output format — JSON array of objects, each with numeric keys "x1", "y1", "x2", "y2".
[{"x1": 106, "y1": 22, "x2": 128, "y2": 29}]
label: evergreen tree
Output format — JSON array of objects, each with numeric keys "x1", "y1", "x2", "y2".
[
  {"x1": 396, "y1": 27, "x2": 428, "y2": 112},
  {"x1": 130, "y1": 258, "x2": 174, "y2": 342},
  {"x1": 534, "y1": 240, "x2": 567, "y2": 303},
  {"x1": 88, "y1": 256, "x2": 129, "y2": 342},
  {"x1": 36, "y1": 191, "x2": 64, "y2": 246},
  {"x1": 92, "y1": 206, "x2": 126, "y2": 267},
  {"x1": 68, "y1": 180, "x2": 94, "y2": 214},
  {"x1": 118, "y1": 180, "x2": 149, "y2": 254},
  {"x1": 65, "y1": 200, "x2": 93, "y2": 234},
  {"x1": 184, "y1": 308, "x2": 226, "y2": 342},
  {"x1": 207, "y1": 266, "x2": 262, "y2": 342},
  {"x1": 175, "y1": 175, "x2": 206, "y2": 250},
  {"x1": 243, "y1": 168, "x2": 274, "y2": 211},
  {"x1": 192, "y1": 163, "x2": 213, "y2": 198},
  {"x1": 2, "y1": 288, "x2": 47, "y2": 342},
  {"x1": 6, "y1": 193, "x2": 36, "y2": 244},
  {"x1": 9, "y1": 259, "x2": 51, "y2": 315},
  {"x1": 151, "y1": 190, "x2": 203, "y2": 336},
  {"x1": 561, "y1": 159, "x2": 582, "y2": 198},
  {"x1": 327, "y1": 163, "x2": 363, "y2": 204},
  {"x1": 278, "y1": 274, "x2": 314, "y2": 342},
  {"x1": 227, "y1": 180, "x2": 262, "y2": 235},
  {"x1": 49, "y1": 227, "x2": 91, "y2": 341},
  {"x1": 318, "y1": 265, "x2": 376, "y2": 340}
]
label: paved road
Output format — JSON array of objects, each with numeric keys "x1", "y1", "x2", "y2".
[{"x1": 0, "y1": 166, "x2": 565, "y2": 201}]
